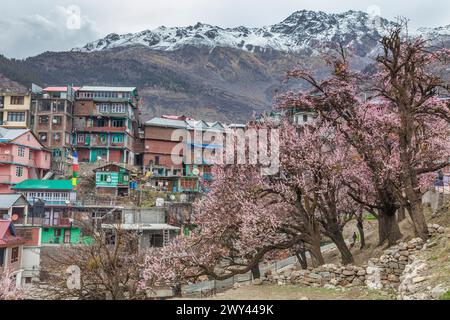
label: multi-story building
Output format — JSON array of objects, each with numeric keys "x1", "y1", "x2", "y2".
[
  {"x1": 73, "y1": 86, "x2": 142, "y2": 165},
  {"x1": 0, "y1": 219, "x2": 26, "y2": 287},
  {"x1": 0, "y1": 128, "x2": 51, "y2": 193},
  {"x1": 143, "y1": 115, "x2": 232, "y2": 193},
  {"x1": 12, "y1": 179, "x2": 80, "y2": 245},
  {"x1": 0, "y1": 194, "x2": 42, "y2": 285},
  {"x1": 31, "y1": 86, "x2": 79, "y2": 174},
  {"x1": 0, "y1": 76, "x2": 32, "y2": 129}
]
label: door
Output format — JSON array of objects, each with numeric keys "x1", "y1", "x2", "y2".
[
  {"x1": 90, "y1": 149, "x2": 97, "y2": 162},
  {"x1": 64, "y1": 229, "x2": 71, "y2": 244}
]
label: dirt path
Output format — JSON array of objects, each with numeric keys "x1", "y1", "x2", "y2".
[{"x1": 207, "y1": 285, "x2": 395, "y2": 300}]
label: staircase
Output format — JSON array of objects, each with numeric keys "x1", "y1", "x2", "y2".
[
  {"x1": 42, "y1": 171, "x2": 54, "y2": 180},
  {"x1": 163, "y1": 230, "x2": 171, "y2": 247}
]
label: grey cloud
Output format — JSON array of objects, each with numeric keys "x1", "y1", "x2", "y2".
[
  {"x1": 0, "y1": 0, "x2": 449, "y2": 58},
  {"x1": 0, "y1": 5, "x2": 99, "y2": 59}
]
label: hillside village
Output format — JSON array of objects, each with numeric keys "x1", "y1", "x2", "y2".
[
  {"x1": 0, "y1": 10, "x2": 449, "y2": 302},
  {"x1": 0, "y1": 75, "x2": 449, "y2": 300}
]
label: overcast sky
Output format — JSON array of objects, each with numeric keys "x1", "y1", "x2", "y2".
[{"x1": 1, "y1": 0, "x2": 449, "y2": 59}]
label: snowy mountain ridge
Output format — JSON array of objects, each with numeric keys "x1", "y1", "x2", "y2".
[{"x1": 72, "y1": 10, "x2": 449, "y2": 57}]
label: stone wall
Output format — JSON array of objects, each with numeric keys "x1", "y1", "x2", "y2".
[{"x1": 261, "y1": 224, "x2": 445, "y2": 294}]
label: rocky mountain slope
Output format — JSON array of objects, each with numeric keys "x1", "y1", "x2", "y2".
[{"x1": 1, "y1": 10, "x2": 449, "y2": 122}]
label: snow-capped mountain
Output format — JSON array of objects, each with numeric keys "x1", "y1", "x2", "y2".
[
  {"x1": 73, "y1": 10, "x2": 450, "y2": 57},
  {"x1": 73, "y1": 10, "x2": 400, "y2": 56}
]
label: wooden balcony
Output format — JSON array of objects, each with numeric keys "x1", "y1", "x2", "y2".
[
  {"x1": 0, "y1": 154, "x2": 36, "y2": 167},
  {"x1": 43, "y1": 217, "x2": 72, "y2": 227},
  {"x1": 79, "y1": 126, "x2": 127, "y2": 133}
]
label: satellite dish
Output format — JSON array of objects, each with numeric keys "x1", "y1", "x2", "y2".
[
  {"x1": 192, "y1": 168, "x2": 200, "y2": 176},
  {"x1": 11, "y1": 214, "x2": 19, "y2": 221},
  {"x1": 170, "y1": 195, "x2": 176, "y2": 201}
]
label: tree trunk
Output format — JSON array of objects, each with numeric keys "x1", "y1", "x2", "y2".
[
  {"x1": 408, "y1": 201, "x2": 429, "y2": 241},
  {"x1": 308, "y1": 244, "x2": 325, "y2": 267},
  {"x1": 397, "y1": 206, "x2": 406, "y2": 222},
  {"x1": 295, "y1": 251, "x2": 308, "y2": 270},
  {"x1": 378, "y1": 211, "x2": 402, "y2": 247},
  {"x1": 356, "y1": 219, "x2": 366, "y2": 249},
  {"x1": 329, "y1": 231, "x2": 354, "y2": 265},
  {"x1": 251, "y1": 265, "x2": 261, "y2": 280},
  {"x1": 173, "y1": 283, "x2": 182, "y2": 297}
]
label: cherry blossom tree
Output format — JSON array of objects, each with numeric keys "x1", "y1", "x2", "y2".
[
  {"x1": 277, "y1": 23, "x2": 449, "y2": 244},
  {"x1": 0, "y1": 268, "x2": 23, "y2": 300}
]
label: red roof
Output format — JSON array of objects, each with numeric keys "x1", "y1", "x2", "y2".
[
  {"x1": 43, "y1": 86, "x2": 81, "y2": 92},
  {"x1": 0, "y1": 220, "x2": 25, "y2": 247},
  {"x1": 161, "y1": 115, "x2": 194, "y2": 121}
]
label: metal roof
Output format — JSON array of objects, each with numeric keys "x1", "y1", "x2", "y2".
[
  {"x1": 43, "y1": 86, "x2": 81, "y2": 92},
  {"x1": 101, "y1": 223, "x2": 180, "y2": 231},
  {"x1": 145, "y1": 117, "x2": 189, "y2": 128},
  {"x1": 0, "y1": 194, "x2": 28, "y2": 209},
  {"x1": 0, "y1": 128, "x2": 30, "y2": 142},
  {"x1": 12, "y1": 179, "x2": 73, "y2": 191},
  {"x1": 79, "y1": 86, "x2": 136, "y2": 92}
]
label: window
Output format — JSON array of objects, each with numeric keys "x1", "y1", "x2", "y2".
[
  {"x1": 150, "y1": 234, "x2": 164, "y2": 248},
  {"x1": 16, "y1": 166, "x2": 24, "y2": 177},
  {"x1": 112, "y1": 134, "x2": 123, "y2": 144},
  {"x1": 39, "y1": 115, "x2": 49, "y2": 124},
  {"x1": 303, "y1": 115, "x2": 308, "y2": 123},
  {"x1": 11, "y1": 247, "x2": 19, "y2": 263},
  {"x1": 39, "y1": 133, "x2": 47, "y2": 142},
  {"x1": 18, "y1": 146, "x2": 25, "y2": 157},
  {"x1": 10, "y1": 96, "x2": 24, "y2": 105},
  {"x1": 29, "y1": 150, "x2": 33, "y2": 160},
  {"x1": 0, "y1": 248, "x2": 5, "y2": 267},
  {"x1": 111, "y1": 119, "x2": 125, "y2": 127},
  {"x1": 155, "y1": 156, "x2": 160, "y2": 165},
  {"x1": 53, "y1": 149, "x2": 62, "y2": 158},
  {"x1": 52, "y1": 116, "x2": 62, "y2": 125},
  {"x1": 77, "y1": 134, "x2": 85, "y2": 143},
  {"x1": 111, "y1": 104, "x2": 126, "y2": 113},
  {"x1": 54, "y1": 133, "x2": 61, "y2": 141},
  {"x1": 7, "y1": 112, "x2": 25, "y2": 122},
  {"x1": 54, "y1": 229, "x2": 62, "y2": 237},
  {"x1": 99, "y1": 174, "x2": 110, "y2": 182},
  {"x1": 97, "y1": 104, "x2": 109, "y2": 113}
]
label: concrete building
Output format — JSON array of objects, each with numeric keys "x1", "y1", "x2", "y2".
[
  {"x1": 0, "y1": 194, "x2": 43, "y2": 284},
  {"x1": 101, "y1": 207, "x2": 179, "y2": 251},
  {"x1": 143, "y1": 115, "x2": 232, "y2": 193},
  {"x1": 73, "y1": 86, "x2": 142, "y2": 165},
  {"x1": 93, "y1": 163, "x2": 133, "y2": 196},
  {"x1": 0, "y1": 75, "x2": 32, "y2": 130},
  {"x1": 0, "y1": 128, "x2": 51, "y2": 193},
  {"x1": 31, "y1": 86, "x2": 79, "y2": 174},
  {"x1": 12, "y1": 180, "x2": 80, "y2": 245},
  {"x1": 0, "y1": 220, "x2": 26, "y2": 287}
]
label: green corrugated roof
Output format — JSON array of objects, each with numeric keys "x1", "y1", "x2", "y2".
[{"x1": 12, "y1": 179, "x2": 73, "y2": 190}]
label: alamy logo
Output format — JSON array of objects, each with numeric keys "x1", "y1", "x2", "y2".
[
  {"x1": 66, "y1": 5, "x2": 82, "y2": 30},
  {"x1": 170, "y1": 128, "x2": 280, "y2": 176}
]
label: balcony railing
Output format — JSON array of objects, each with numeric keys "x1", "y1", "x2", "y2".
[
  {"x1": 79, "y1": 126, "x2": 127, "y2": 133},
  {"x1": 44, "y1": 217, "x2": 72, "y2": 227}
]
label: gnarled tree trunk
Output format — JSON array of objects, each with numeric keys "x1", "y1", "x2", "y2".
[
  {"x1": 329, "y1": 231, "x2": 354, "y2": 265},
  {"x1": 378, "y1": 211, "x2": 402, "y2": 247},
  {"x1": 356, "y1": 218, "x2": 366, "y2": 249}
]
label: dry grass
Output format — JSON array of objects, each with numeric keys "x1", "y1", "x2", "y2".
[{"x1": 207, "y1": 285, "x2": 395, "y2": 300}]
